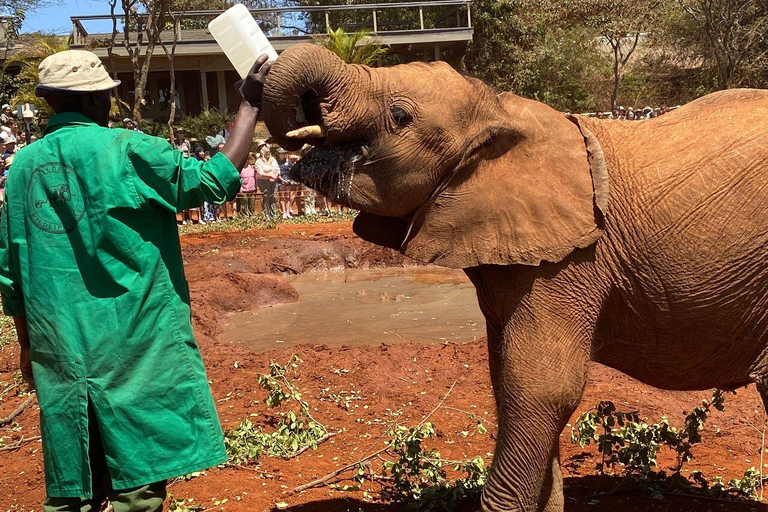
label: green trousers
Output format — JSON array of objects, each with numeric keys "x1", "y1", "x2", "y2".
[{"x1": 43, "y1": 404, "x2": 167, "y2": 512}]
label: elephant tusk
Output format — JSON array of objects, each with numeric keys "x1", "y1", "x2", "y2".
[{"x1": 286, "y1": 125, "x2": 325, "y2": 139}]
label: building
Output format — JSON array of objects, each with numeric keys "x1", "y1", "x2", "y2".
[{"x1": 69, "y1": 0, "x2": 473, "y2": 121}]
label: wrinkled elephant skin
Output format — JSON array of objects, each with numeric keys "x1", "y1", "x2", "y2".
[{"x1": 263, "y1": 44, "x2": 768, "y2": 512}]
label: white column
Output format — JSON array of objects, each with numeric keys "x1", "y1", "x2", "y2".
[
  {"x1": 216, "y1": 71, "x2": 227, "y2": 111},
  {"x1": 201, "y1": 71, "x2": 209, "y2": 110}
]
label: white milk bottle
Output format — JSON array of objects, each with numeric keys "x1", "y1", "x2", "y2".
[{"x1": 208, "y1": 4, "x2": 279, "y2": 79}]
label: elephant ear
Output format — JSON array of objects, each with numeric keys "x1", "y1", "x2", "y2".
[{"x1": 354, "y1": 96, "x2": 609, "y2": 268}]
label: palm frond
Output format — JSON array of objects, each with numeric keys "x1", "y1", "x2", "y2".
[{"x1": 314, "y1": 28, "x2": 389, "y2": 66}]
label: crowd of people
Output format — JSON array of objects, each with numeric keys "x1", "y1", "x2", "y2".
[
  {"x1": 170, "y1": 120, "x2": 343, "y2": 224},
  {"x1": 591, "y1": 104, "x2": 676, "y2": 120},
  {"x1": 0, "y1": 103, "x2": 38, "y2": 204},
  {"x1": 0, "y1": 100, "x2": 680, "y2": 216}
]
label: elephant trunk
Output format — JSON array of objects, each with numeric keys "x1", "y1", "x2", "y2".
[{"x1": 263, "y1": 44, "x2": 355, "y2": 151}]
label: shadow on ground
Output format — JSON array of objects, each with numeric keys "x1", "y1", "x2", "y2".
[{"x1": 277, "y1": 476, "x2": 768, "y2": 512}]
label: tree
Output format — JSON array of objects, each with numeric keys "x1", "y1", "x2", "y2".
[
  {"x1": 677, "y1": 0, "x2": 768, "y2": 89},
  {"x1": 3, "y1": 33, "x2": 69, "y2": 115},
  {"x1": 463, "y1": 0, "x2": 607, "y2": 112},
  {"x1": 314, "y1": 28, "x2": 388, "y2": 65},
  {"x1": 121, "y1": 0, "x2": 172, "y2": 122},
  {"x1": 565, "y1": 0, "x2": 668, "y2": 109}
]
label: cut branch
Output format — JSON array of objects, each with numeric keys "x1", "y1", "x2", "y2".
[
  {"x1": 291, "y1": 446, "x2": 388, "y2": 494},
  {"x1": 0, "y1": 435, "x2": 41, "y2": 452},
  {"x1": 0, "y1": 393, "x2": 35, "y2": 426},
  {"x1": 283, "y1": 431, "x2": 337, "y2": 460}
]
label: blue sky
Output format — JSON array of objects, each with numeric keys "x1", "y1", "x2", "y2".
[{"x1": 22, "y1": 0, "x2": 115, "y2": 34}]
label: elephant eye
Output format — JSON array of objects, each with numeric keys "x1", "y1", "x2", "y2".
[{"x1": 390, "y1": 105, "x2": 412, "y2": 128}]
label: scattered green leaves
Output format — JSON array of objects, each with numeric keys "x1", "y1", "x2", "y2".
[
  {"x1": 381, "y1": 422, "x2": 488, "y2": 511},
  {"x1": 224, "y1": 355, "x2": 330, "y2": 465},
  {"x1": 571, "y1": 389, "x2": 759, "y2": 500}
]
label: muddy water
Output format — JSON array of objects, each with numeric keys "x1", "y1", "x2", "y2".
[{"x1": 223, "y1": 266, "x2": 486, "y2": 353}]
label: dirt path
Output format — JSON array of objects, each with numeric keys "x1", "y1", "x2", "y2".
[{"x1": 1, "y1": 221, "x2": 766, "y2": 512}]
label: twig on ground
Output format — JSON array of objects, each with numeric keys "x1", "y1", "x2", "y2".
[
  {"x1": 0, "y1": 393, "x2": 35, "y2": 426},
  {"x1": 418, "y1": 380, "x2": 457, "y2": 428},
  {"x1": 0, "y1": 382, "x2": 18, "y2": 401},
  {"x1": 440, "y1": 406, "x2": 498, "y2": 428},
  {"x1": 0, "y1": 435, "x2": 41, "y2": 452},
  {"x1": 283, "y1": 431, "x2": 337, "y2": 460},
  {"x1": 291, "y1": 447, "x2": 389, "y2": 494},
  {"x1": 385, "y1": 330, "x2": 408, "y2": 343},
  {"x1": 293, "y1": 380, "x2": 459, "y2": 495}
]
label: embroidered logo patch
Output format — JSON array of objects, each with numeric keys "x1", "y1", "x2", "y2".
[{"x1": 26, "y1": 162, "x2": 86, "y2": 234}]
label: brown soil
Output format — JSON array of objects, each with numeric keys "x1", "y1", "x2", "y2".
[{"x1": 1, "y1": 221, "x2": 767, "y2": 512}]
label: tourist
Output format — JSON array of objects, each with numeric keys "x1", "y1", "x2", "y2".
[
  {"x1": 220, "y1": 119, "x2": 234, "y2": 139},
  {"x1": 238, "y1": 152, "x2": 257, "y2": 216},
  {"x1": 0, "y1": 103, "x2": 13, "y2": 123},
  {"x1": 277, "y1": 148, "x2": 296, "y2": 219},
  {"x1": 298, "y1": 144, "x2": 317, "y2": 216},
  {"x1": 256, "y1": 142, "x2": 279, "y2": 221},
  {"x1": 205, "y1": 122, "x2": 226, "y2": 155},
  {"x1": 0, "y1": 49, "x2": 272, "y2": 512},
  {"x1": 2, "y1": 137, "x2": 15, "y2": 159},
  {"x1": 172, "y1": 128, "x2": 191, "y2": 157}
]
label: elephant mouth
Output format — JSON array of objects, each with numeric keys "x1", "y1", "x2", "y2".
[{"x1": 289, "y1": 141, "x2": 369, "y2": 204}]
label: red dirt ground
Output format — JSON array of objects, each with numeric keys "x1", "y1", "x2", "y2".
[{"x1": 1, "y1": 221, "x2": 767, "y2": 512}]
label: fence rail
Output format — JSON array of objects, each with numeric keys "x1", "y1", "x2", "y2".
[{"x1": 71, "y1": 0, "x2": 472, "y2": 46}]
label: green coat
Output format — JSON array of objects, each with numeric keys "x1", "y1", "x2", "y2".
[{"x1": 0, "y1": 113, "x2": 240, "y2": 497}]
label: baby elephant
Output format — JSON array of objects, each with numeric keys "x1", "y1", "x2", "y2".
[{"x1": 263, "y1": 43, "x2": 768, "y2": 512}]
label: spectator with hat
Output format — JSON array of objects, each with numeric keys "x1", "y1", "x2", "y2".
[
  {"x1": 2, "y1": 137, "x2": 15, "y2": 159},
  {"x1": 0, "y1": 104, "x2": 13, "y2": 124},
  {"x1": 0, "y1": 49, "x2": 272, "y2": 512},
  {"x1": 172, "y1": 127, "x2": 191, "y2": 158}
]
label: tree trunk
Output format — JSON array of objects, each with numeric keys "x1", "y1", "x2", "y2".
[
  {"x1": 107, "y1": 0, "x2": 124, "y2": 119},
  {"x1": 611, "y1": 41, "x2": 620, "y2": 110}
]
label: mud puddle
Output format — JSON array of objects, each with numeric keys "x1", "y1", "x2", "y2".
[{"x1": 223, "y1": 266, "x2": 485, "y2": 352}]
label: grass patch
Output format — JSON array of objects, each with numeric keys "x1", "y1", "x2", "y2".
[{"x1": 178, "y1": 210, "x2": 358, "y2": 235}]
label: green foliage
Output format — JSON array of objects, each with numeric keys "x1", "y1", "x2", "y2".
[
  {"x1": 381, "y1": 422, "x2": 488, "y2": 511},
  {"x1": 224, "y1": 355, "x2": 329, "y2": 465},
  {"x1": 463, "y1": 0, "x2": 608, "y2": 112},
  {"x1": 315, "y1": 28, "x2": 389, "y2": 65},
  {"x1": 571, "y1": 389, "x2": 760, "y2": 500},
  {"x1": 175, "y1": 109, "x2": 232, "y2": 147},
  {"x1": 571, "y1": 390, "x2": 730, "y2": 475},
  {"x1": 3, "y1": 33, "x2": 70, "y2": 117}
]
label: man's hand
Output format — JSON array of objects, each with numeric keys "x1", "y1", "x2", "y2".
[{"x1": 237, "y1": 54, "x2": 273, "y2": 109}]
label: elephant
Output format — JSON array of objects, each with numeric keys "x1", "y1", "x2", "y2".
[{"x1": 262, "y1": 43, "x2": 768, "y2": 512}]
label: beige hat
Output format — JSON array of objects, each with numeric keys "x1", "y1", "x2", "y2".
[{"x1": 35, "y1": 50, "x2": 120, "y2": 96}]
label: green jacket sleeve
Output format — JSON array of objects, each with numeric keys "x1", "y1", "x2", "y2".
[
  {"x1": 0, "y1": 186, "x2": 25, "y2": 317},
  {"x1": 129, "y1": 134, "x2": 241, "y2": 212}
]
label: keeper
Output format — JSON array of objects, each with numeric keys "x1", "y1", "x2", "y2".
[{"x1": 0, "y1": 50, "x2": 271, "y2": 512}]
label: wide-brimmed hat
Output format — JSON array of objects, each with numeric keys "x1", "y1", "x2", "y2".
[
  {"x1": 35, "y1": 50, "x2": 120, "y2": 96},
  {"x1": 174, "y1": 127, "x2": 185, "y2": 133},
  {"x1": 122, "y1": 118, "x2": 132, "y2": 124},
  {"x1": 4, "y1": 137, "x2": 16, "y2": 144},
  {"x1": 1, "y1": 104, "x2": 8, "y2": 110},
  {"x1": 276, "y1": 147, "x2": 288, "y2": 153}
]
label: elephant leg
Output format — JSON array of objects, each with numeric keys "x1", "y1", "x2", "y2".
[{"x1": 481, "y1": 315, "x2": 590, "y2": 512}]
